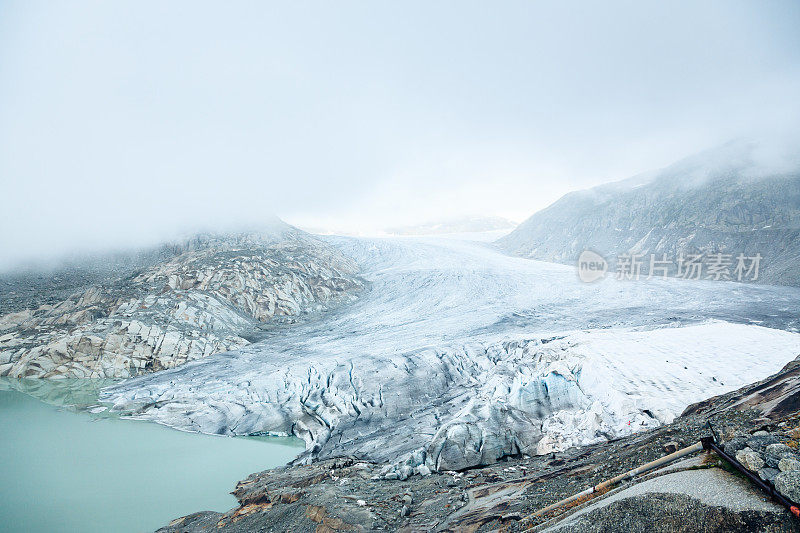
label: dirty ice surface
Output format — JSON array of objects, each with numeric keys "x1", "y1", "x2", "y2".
[{"x1": 102, "y1": 233, "x2": 800, "y2": 474}]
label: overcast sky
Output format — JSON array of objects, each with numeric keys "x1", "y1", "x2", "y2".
[{"x1": 1, "y1": 1, "x2": 799, "y2": 267}]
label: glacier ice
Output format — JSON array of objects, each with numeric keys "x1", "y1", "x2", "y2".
[{"x1": 101, "y1": 234, "x2": 800, "y2": 472}]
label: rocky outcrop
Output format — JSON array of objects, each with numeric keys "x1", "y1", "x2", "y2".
[
  {"x1": 497, "y1": 141, "x2": 800, "y2": 286},
  {"x1": 537, "y1": 421, "x2": 800, "y2": 533},
  {"x1": 0, "y1": 226, "x2": 365, "y2": 378},
  {"x1": 681, "y1": 352, "x2": 800, "y2": 422}
]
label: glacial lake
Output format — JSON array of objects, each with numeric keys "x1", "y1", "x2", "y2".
[{"x1": 0, "y1": 379, "x2": 304, "y2": 533}]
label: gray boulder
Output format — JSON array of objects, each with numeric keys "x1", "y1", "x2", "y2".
[
  {"x1": 736, "y1": 447, "x2": 765, "y2": 472},
  {"x1": 747, "y1": 434, "x2": 781, "y2": 454},
  {"x1": 759, "y1": 468, "x2": 779, "y2": 483},
  {"x1": 765, "y1": 443, "x2": 795, "y2": 468},
  {"x1": 724, "y1": 437, "x2": 749, "y2": 456},
  {"x1": 778, "y1": 457, "x2": 800, "y2": 473},
  {"x1": 775, "y1": 470, "x2": 800, "y2": 503}
]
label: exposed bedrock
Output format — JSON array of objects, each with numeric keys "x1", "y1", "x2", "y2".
[{"x1": 0, "y1": 227, "x2": 365, "y2": 378}]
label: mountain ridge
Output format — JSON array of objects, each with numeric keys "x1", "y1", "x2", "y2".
[
  {"x1": 0, "y1": 221, "x2": 366, "y2": 378},
  {"x1": 497, "y1": 142, "x2": 800, "y2": 285}
]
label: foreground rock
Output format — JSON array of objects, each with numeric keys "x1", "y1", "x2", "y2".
[
  {"x1": 540, "y1": 469, "x2": 796, "y2": 533},
  {"x1": 0, "y1": 223, "x2": 364, "y2": 378},
  {"x1": 157, "y1": 353, "x2": 800, "y2": 532}
]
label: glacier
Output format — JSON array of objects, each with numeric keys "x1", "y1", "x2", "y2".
[{"x1": 101, "y1": 233, "x2": 800, "y2": 474}]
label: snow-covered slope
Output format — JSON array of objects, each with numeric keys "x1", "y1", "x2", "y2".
[
  {"x1": 101, "y1": 234, "x2": 800, "y2": 474},
  {"x1": 497, "y1": 142, "x2": 800, "y2": 286}
]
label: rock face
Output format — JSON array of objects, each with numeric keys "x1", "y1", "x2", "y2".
[
  {"x1": 682, "y1": 354, "x2": 800, "y2": 422},
  {"x1": 497, "y1": 141, "x2": 800, "y2": 286},
  {"x1": 0, "y1": 225, "x2": 365, "y2": 378}
]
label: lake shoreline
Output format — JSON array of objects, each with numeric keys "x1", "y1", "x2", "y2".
[{"x1": 0, "y1": 379, "x2": 303, "y2": 533}]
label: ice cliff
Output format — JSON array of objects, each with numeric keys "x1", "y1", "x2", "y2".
[{"x1": 100, "y1": 234, "x2": 800, "y2": 473}]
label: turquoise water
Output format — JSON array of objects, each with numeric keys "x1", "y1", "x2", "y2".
[{"x1": 0, "y1": 379, "x2": 304, "y2": 533}]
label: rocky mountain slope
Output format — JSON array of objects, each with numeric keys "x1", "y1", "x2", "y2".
[
  {"x1": 497, "y1": 142, "x2": 800, "y2": 286},
  {"x1": 0, "y1": 223, "x2": 365, "y2": 378}
]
